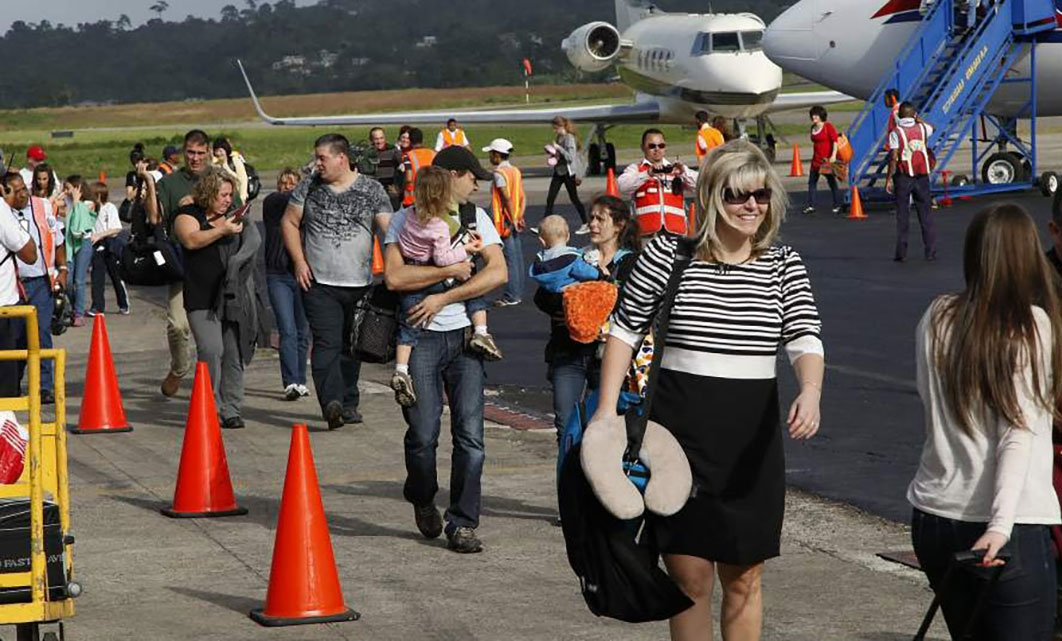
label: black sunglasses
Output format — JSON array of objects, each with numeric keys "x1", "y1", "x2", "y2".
[
  {"x1": 723, "y1": 187, "x2": 772, "y2": 205},
  {"x1": 646, "y1": 143, "x2": 667, "y2": 150}
]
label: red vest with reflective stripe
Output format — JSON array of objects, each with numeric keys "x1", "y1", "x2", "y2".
[
  {"x1": 402, "y1": 148, "x2": 437, "y2": 207},
  {"x1": 28, "y1": 197, "x2": 56, "y2": 287},
  {"x1": 895, "y1": 123, "x2": 931, "y2": 177},
  {"x1": 491, "y1": 165, "x2": 525, "y2": 238},
  {"x1": 633, "y1": 165, "x2": 688, "y2": 236}
]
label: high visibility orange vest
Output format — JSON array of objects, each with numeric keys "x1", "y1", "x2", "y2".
[
  {"x1": 441, "y1": 128, "x2": 468, "y2": 148},
  {"x1": 402, "y1": 148, "x2": 437, "y2": 207},
  {"x1": 695, "y1": 125, "x2": 724, "y2": 164},
  {"x1": 27, "y1": 196, "x2": 56, "y2": 287},
  {"x1": 491, "y1": 164, "x2": 525, "y2": 238},
  {"x1": 633, "y1": 165, "x2": 688, "y2": 237}
]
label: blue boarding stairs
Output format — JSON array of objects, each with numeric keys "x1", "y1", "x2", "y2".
[{"x1": 845, "y1": 0, "x2": 1058, "y2": 203}]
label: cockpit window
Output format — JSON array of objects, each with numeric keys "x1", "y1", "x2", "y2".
[
  {"x1": 711, "y1": 32, "x2": 740, "y2": 53},
  {"x1": 741, "y1": 31, "x2": 763, "y2": 51}
]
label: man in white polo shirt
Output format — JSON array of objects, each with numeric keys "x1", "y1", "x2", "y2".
[{"x1": 0, "y1": 195, "x2": 37, "y2": 397}]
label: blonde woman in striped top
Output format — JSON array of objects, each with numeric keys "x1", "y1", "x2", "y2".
[{"x1": 592, "y1": 140, "x2": 825, "y2": 641}]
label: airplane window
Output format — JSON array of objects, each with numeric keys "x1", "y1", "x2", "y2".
[
  {"x1": 711, "y1": 32, "x2": 740, "y2": 53},
  {"x1": 693, "y1": 33, "x2": 712, "y2": 56},
  {"x1": 741, "y1": 31, "x2": 764, "y2": 51}
]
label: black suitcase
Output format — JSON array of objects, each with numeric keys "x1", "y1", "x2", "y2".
[
  {"x1": 0, "y1": 499, "x2": 68, "y2": 604},
  {"x1": 913, "y1": 548, "x2": 1011, "y2": 641}
]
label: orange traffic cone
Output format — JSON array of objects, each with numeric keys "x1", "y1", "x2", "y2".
[
  {"x1": 161, "y1": 362, "x2": 247, "y2": 518},
  {"x1": 371, "y1": 238, "x2": 384, "y2": 276},
  {"x1": 605, "y1": 167, "x2": 619, "y2": 196},
  {"x1": 97, "y1": 171, "x2": 106, "y2": 184},
  {"x1": 789, "y1": 145, "x2": 804, "y2": 177},
  {"x1": 72, "y1": 314, "x2": 131, "y2": 434},
  {"x1": 848, "y1": 185, "x2": 867, "y2": 220},
  {"x1": 250, "y1": 424, "x2": 359, "y2": 627}
]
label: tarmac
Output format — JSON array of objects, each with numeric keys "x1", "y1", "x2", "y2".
[{"x1": 9, "y1": 147, "x2": 1047, "y2": 640}]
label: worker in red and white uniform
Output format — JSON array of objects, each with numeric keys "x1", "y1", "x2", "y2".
[
  {"x1": 616, "y1": 129, "x2": 698, "y2": 238},
  {"x1": 885, "y1": 101, "x2": 936, "y2": 262}
]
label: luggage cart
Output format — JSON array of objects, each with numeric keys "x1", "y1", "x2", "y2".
[{"x1": 0, "y1": 306, "x2": 79, "y2": 641}]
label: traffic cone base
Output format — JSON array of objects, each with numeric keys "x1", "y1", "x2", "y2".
[
  {"x1": 161, "y1": 362, "x2": 245, "y2": 518},
  {"x1": 75, "y1": 314, "x2": 132, "y2": 434},
  {"x1": 249, "y1": 607, "x2": 360, "y2": 628}
]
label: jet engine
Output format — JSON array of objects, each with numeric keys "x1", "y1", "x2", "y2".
[{"x1": 562, "y1": 22, "x2": 621, "y2": 73}]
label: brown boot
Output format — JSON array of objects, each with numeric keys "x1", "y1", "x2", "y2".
[{"x1": 160, "y1": 372, "x2": 182, "y2": 397}]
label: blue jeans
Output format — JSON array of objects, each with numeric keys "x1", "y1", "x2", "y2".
[
  {"x1": 402, "y1": 328, "x2": 485, "y2": 531},
  {"x1": 71, "y1": 243, "x2": 93, "y2": 316},
  {"x1": 16, "y1": 276, "x2": 54, "y2": 393},
  {"x1": 398, "y1": 281, "x2": 487, "y2": 347},
  {"x1": 911, "y1": 508, "x2": 1057, "y2": 640},
  {"x1": 266, "y1": 272, "x2": 309, "y2": 387},
  {"x1": 500, "y1": 232, "x2": 525, "y2": 303},
  {"x1": 548, "y1": 347, "x2": 599, "y2": 434},
  {"x1": 806, "y1": 169, "x2": 841, "y2": 209}
]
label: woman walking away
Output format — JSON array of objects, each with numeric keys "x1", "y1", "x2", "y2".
[
  {"x1": 544, "y1": 116, "x2": 588, "y2": 234},
  {"x1": 908, "y1": 203, "x2": 1061, "y2": 640},
  {"x1": 593, "y1": 140, "x2": 825, "y2": 641},
  {"x1": 803, "y1": 105, "x2": 842, "y2": 215},
  {"x1": 174, "y1": 167, "x2": 260, "y2": 429},
  {"x1": 263, "y1": 168, "x2": 310, "y2": 401}
]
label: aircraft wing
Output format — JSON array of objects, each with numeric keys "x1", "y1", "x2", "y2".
[
  {"x1": 764, "y1": 90, "x2": 856, "y2": 113},
  {"x1": 237, "y1": 60, "x2": 660, "y2": 127}
]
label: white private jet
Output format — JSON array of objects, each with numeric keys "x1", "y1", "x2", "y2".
[
  {"x1": 239, "y1": 0, "x2": 850, "y2": 170},
  {"x1": 763, "y1": 0, "x2": 1062, "y2": 118}
]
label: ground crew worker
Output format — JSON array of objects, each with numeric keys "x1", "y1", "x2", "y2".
[
  {"x1": 2, "y1": 172, "x2": 67, "y2": 404},
  {"x1": 885, "y1": 89, "x2": 901, "y2": 133},
  {"x1": 435, "y1": 118, "x2": 471, "y2": 152},
  {"x1": 694, "y1": 110, "x2": 725, "y2": 166},
  {"x1": 484, "y1": 138, "x2": 526, "y2": 307},
  {"x1": 885, "y1": 101, "x2": 936, "y2": 262},
  {"x1": 617, "y1": 129, "x2": 698, "y2": 238},
  {"x1": 402, "y1": 128, "x2": 436, "y2": 209}
]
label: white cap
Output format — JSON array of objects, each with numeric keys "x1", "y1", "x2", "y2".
[{"x1": 482, "y1": 138, "x2": 514, "y2": 155}]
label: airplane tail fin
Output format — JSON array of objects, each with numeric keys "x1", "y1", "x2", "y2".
[{"x1": 615, "y1": 0, "x2": 657, "y2": 32}]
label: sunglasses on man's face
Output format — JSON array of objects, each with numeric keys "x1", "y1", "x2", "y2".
[
  {"x1": 722, "y1": 187, "x2": 772, "y2": 205},
  {"x1": 645, "y1": 143, "x2": 667, "y2": 150}
]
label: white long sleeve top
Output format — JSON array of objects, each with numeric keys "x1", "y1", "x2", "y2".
[{"x1": 907, "y1": 299, "x2": 1061, "y2": 540}]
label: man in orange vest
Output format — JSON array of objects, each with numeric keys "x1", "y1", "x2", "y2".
[
  {"x1": 402, "y1": 128, "x2": 437, "y2": 208},
  {"x1": 694, "y1": 110, "x2": 725, "y2": 166},
  {"x1": 617, "y1": 129, "x2": 698, "y2": 238},
  {"x1": 2, "y1": 172, "x2": 67, "y2": 404},
  {"x1": 484, "y1": 138, "x2": 526, "y2": 306},
  {"x1": 435, "y1": 118, "x2": 471, "y2": 152}
]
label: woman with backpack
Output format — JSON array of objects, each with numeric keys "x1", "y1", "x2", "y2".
[{"x1": 593, "y1": 140, "x2": 824, "y2": 640}]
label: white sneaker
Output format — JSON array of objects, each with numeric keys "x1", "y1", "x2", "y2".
[
  {"x1": 283, "y1": 384, "x2": 301, "y2": 401},
  {"x1": 296, "y1": 384, "x2": 310, "y2": 397},
  {"x1": 575, "y1": 224, "x2": 590, "y2": 235}
]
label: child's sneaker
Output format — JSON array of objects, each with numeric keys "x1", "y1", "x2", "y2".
[
  {"x1": 391, "y1": 371, "x2": 417, "y2": 407},
  {"x1": 469, "y1": 332, "x2": 503, "y2": 361}
]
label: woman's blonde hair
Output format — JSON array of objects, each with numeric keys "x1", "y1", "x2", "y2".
[
  {"x1": 413, "y1": 166, "x2": 453, "y2": 224},
  {"x1": 551, "y1": 115, "x2": 580, "y2": 150},
  {"x1": 932, "y1": 204, "x2": 1062, "y2": 433},
  {"x1": 192, "y1": 166, "x2": 237, "y2": 212},
  {"x1": 693, "y1": 140, "x2": 788, "y2": 262}
]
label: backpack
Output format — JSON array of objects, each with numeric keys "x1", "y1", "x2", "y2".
[{"x1": 244, "y1": 162, "x2": 261, "y2": 201}]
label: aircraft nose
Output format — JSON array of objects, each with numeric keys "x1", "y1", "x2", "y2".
[{"x1": 764, "y1": 3, "x2": 828, "y2": 69}]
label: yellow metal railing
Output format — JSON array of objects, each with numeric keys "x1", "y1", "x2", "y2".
[{"x1": 0, "y1": 305, "x2": 75, "y2": 624}]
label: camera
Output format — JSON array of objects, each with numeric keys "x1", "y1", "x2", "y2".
[{"x1": 129, "y1": 143, "x2": 146, "y2": 167}]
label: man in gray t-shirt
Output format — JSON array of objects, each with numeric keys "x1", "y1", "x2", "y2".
[{"x1": 282, "y1": 134, "x2": 392, "y2": 429}]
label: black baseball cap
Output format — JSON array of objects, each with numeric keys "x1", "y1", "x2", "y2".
[{"x1": 432, "y1": 146, "x2": 493, "y2": 181}]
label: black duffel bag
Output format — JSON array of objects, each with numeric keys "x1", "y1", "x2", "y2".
[
  {"x1": 119, "y1": 225, "x2": 184, "y2": 287},
  {"x1": 353, "y1": 284, "x2": 398, "y2": 364}
]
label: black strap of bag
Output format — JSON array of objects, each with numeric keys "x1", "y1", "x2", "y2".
[
  {"x1": 623, "y1": 236, "x2": 696, "y2": 464},
  {"x1": 912, "y1": 548, "x2": 1011, "y2": 641}
]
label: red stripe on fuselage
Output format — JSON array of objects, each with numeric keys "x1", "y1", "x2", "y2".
[{"x1": 873, "y1": 0, "x2": 922, "y2": 19}]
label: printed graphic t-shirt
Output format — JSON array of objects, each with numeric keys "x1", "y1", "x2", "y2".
[{"x1": 289, "y1": 173, "x2": 393, "y2": 287}]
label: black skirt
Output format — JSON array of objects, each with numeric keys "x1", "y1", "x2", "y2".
[{"x1": 648, "y1": 368, "x2": 784, "y2": 565}]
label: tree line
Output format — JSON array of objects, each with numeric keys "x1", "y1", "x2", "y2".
[{"x1": 0, "y1": 0, "x2": 792, "y2": 109}]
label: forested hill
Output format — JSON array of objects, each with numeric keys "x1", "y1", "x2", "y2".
[{"x1": 0, "y1": 0, "x2": 791, "y2": 109}]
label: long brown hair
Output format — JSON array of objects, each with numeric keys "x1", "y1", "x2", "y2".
[
  {"x1": 413, "y1": 166, "x2": 452, "y2": 224},
  {"x1": 932, "y1": 203, "x2": 1062, "y2": 433}
]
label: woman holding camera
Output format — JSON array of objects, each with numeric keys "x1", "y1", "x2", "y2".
[
  {"x1": 66, "y1": 181, "x2": 101, "y2": 326},
  {"x1": 908, "y1": 204, "x2": 1061, "y2": 639},
  {"x1": 212, "y1": 137, "x2": 250, "y2": 203},
  {"x1": 174, "y1": 168, "x2": 260, "y2": 429},
  {"x1": 594, "y1": 140, "x2": 824, "y2": 640}
]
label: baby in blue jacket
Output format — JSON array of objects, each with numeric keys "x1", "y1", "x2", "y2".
[{"x1": 529, "y1": 215, "x2": 604, "y2": 292}]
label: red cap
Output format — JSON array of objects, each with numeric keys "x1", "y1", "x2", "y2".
[{"x1": 26, "y1": 146, "x2": 46, "y2": 162}]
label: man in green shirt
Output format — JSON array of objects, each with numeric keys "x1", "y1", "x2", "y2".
[{"x1": 143, "y1": 129, "x2": 216, "y2": 397}]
